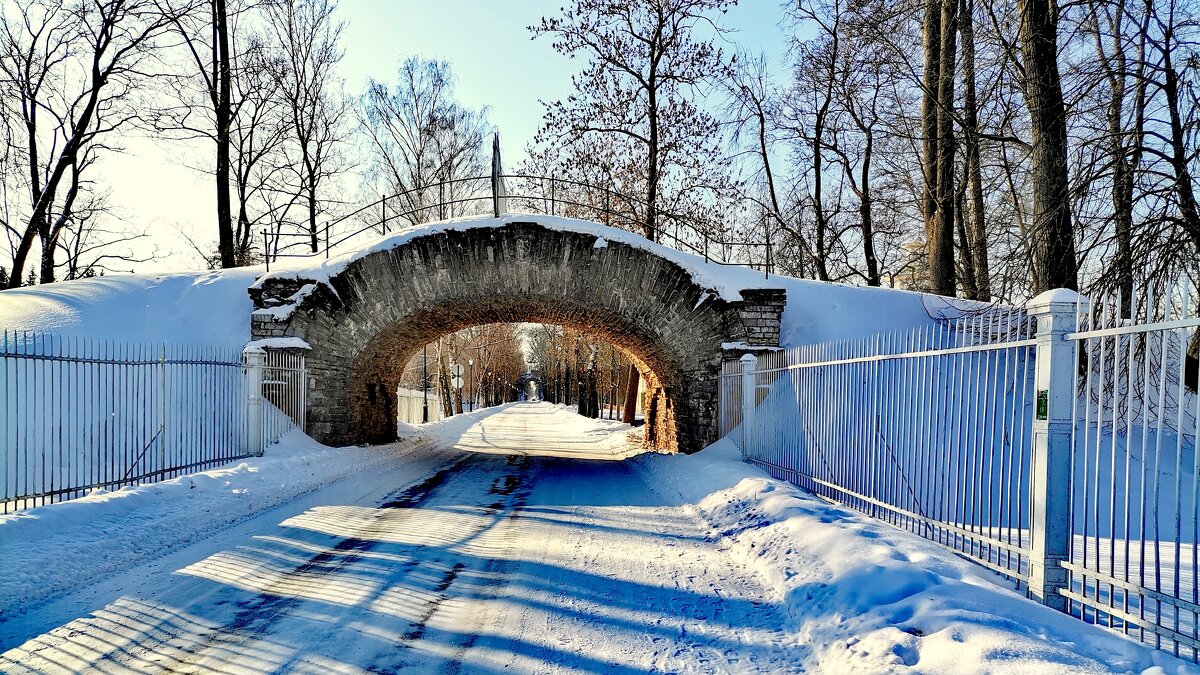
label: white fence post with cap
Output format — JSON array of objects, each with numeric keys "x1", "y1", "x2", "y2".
[
  {"x1": 243, "y1": 345, "x2": 266, "y2": 457},
  {"x1": 740, "y1": 353, "x2": 758, "y2": 455},
  {"x1": 1025, "y1": 288, "x2": 1085, "y2": 610}
]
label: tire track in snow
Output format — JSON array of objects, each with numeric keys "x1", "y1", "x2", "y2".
[
  {"x1": 148, "y1": 455, "x2": 482, "y2": 671},
  {"x1": 177, "y1": 452, "x2": 537, "y2": 673}
]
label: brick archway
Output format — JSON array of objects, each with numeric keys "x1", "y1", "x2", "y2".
[{"x1": 249, "y1": 219, "x2": 784, "y2": 453}]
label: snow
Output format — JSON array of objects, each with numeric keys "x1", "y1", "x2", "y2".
[
  {"x1": 0, "y1": 268, "x2": 261, "y2": 349},
  {"x1": 1028, "y1": 287, "x2": 1088, "y2": 309},
  {"x1": 2, "y1": 403, "x2": 1192, "y2": 673},
  {"x1": 250, "y1": 282, "x2": 318, "y2": 321},
  {"x1": 256, "y1": 213, "x2": 779, "y2": 303},
  {"x1": 245, "y1": 337, "x2": 312, "y2": 351},
  {"x1": 721, "y1": 340, "x2": 783, "y2": 351},
  {"x1": 771, "y1": 275, "x2": 992, "y2": 347},
  {"x1": 251, "y1": 212, "x2": 969, "y2": 347},
  {"x1": 0, "y1": 406, "x2": 501, "y2": 617},
  {"x1": 0, "y1": 214, "x2": 967, "y2": 353},
  {"x1": 635, "y1": 437, "x2": 1195, "y2": 674}
]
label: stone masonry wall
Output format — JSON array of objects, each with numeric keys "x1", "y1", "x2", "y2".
[{"x1": 250, "y1": 221, "x2": 785, "y2": 453}]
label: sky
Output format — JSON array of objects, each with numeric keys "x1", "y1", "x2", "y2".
[{"x1": 98, "y1": 1, "x2": 792, "y2": 273}]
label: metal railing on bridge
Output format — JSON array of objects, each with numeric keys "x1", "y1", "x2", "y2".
[{"x1": 261, "y1": 138, "x2": 772, "y2": 276}]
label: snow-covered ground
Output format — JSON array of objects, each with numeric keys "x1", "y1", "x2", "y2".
[
  {"x1": 2, "y1": 403, "x2": 1194, "y2": 674},
  {"x1": 0, "y1": 268, "x2": 261, "y2": 347},
  {"x1": 640, "y1": 437, "x2": 1198, "y2": 674}
]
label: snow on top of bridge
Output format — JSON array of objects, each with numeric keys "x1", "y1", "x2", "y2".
[
  {"x1": 255, "y1": 213, "x2": 988, "y2": 345},
  {"x1": 0, "y1": 212, "x2": 996, "y2": 352},
  {"x1": 254, "y1": 213, "x2": 781, "y2": 303}
]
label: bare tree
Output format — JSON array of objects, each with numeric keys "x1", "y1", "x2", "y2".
[
  {"x1": 264, "y1": 0, "x2": 348, "y2": 253},
  {"x1": 357, "y1": 57, "x2": 490, "y2": 226},
  {"x1": 155, "y1": 0, "x2": 238, "y2": 268},
  {"x1": 1016, "y1": 0, "x2": 1078, "y2": 292},
  {"x1": 0, "y1": 0, "x2": 180, "y2": 288},
  {"x1": 530, "y1": 0, "x2": 735, "y2": 241},
  {"x1": 918, "y1": 0, "x2": 959, "y2": 296}
]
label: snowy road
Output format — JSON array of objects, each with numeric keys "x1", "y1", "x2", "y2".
[{"x1": 1, "y1": 403, "x2": 805, "y2": 673}]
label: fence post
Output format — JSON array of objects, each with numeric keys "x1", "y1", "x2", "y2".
[
  {"x1": 1025, "y1": 288, "x2": 1083, "y2": 611},
  {"x1": 740, "y1": 353, "x2": 757, "y2": 455},
  {"x1": 243, "y1": 345, "x2": 266, "y2": 457},
  {"x1": 491, "y1": 132, "x2": 502, "y2": 218}
]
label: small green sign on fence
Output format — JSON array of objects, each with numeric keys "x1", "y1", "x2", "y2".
[{"x1": 1036, "y1": 389, "x2": 1048, "y2": 420}]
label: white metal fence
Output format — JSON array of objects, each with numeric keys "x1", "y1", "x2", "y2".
[
  {"x1": 1065, "y1": 287, "x2": 1198, "y2": 658},
  {"x1": 1, "y1": 331, "x2": 307, "y2": 513},
  {"x1": 396, "y1": 386, "x2": 442, "y2": 426},
  {"x1": 720, "y1": 285, "x2": 1199, "y2": 662}
]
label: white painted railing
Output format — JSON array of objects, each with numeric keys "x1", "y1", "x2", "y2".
[
  {"x1": 721, "y1": 283, "x2": 1200, "y2": 662},
  {"x1": 1065, "y1": 285, "x2": 1199, "y2": 658},
  {"x1": 1, "y1": 331, "x2": 307, "y2": 512},
  {"x1": 396, "y1": 386, "x2": 442, "y2": 426}
]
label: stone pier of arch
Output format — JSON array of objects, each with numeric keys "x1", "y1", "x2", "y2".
[{"x1": 248, "y1": 219, "x2": 785, "y2": 453}]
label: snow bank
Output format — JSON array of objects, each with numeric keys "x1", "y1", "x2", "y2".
[
  {"x1": 773, "y1": 276, "x2": 997, "y2": 347},
  {"x1": 0, "y1": 268, "x2": 261, "y2": 348},
  {"x1": 634, "y1": 440, "x2": 1194, "y2": 674},
  {"x1": 245, "y1": 336, "x2": 312, "y2": 351},
  {"x1": 0, "y1": 430, "x2": 437, "y2": 615}
]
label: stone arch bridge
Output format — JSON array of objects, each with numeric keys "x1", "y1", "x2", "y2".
[{"x1": 249, "y1": 218, "x2": 785, "y2": 453}]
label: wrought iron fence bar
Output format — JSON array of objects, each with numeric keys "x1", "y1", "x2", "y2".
[
  {"x1": 1068, "y1": 317, "x2": 1200, "y2": 340},
  {"x1": 1060, "y1": 587, "x2": 1200, "y2": 651},
  {"x1": 748, "y1": 457, "x2": 1033, "y2": 560},
  {"x1": 1062, "y1": 561, "x2": 1200, "y2": 615},
  {"x1": 758, "y1": 338, "x2": 1038, "y2": 371}
]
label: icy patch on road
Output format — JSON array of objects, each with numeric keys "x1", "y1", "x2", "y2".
[{"x1": 635, "y1": 439, "x2": 1195, "y2": 674}]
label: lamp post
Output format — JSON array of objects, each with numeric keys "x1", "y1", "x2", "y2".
[
  {"x1": 422, "y1": 344, "x2": 429, "y2": 423},
  {"x1": 468, "y1": 357, "x2": 475, "y2": 411}
]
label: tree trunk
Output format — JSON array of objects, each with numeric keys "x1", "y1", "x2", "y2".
[
  {"x1": 214, "y1": 0, "x2": 236, "y2": 269},
  {"x1": 438, "y1": 354, "x2": 454, "y2": 417},
  {"x1": 645, "y1": 74, "x2": 660, "y2": 241},
  {"x1": 1017, "y1": 0, "x2": 1078, "y2": 292},
  {"x1": 859, "y1": 134, "x2": 881, "y2": 286},
  {"x1": 956, "y1": 184, "x2": 979, "y2": 300},
  {"x1": 929, "y1": 0, "x2": 958, "y2": 296},
  {"x1": 959, "y1": 0, "x2": 990, "y2": 299},
  {"x1": 920, "y1": 0, "x2": 943, "y2": 285},
  {"x1": 621, "y1": 364, "x2": 639, "y2": 424}
]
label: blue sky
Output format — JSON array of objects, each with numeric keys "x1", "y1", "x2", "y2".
[{"x1": 336, "y1": 0, "x2": 793, "y2": 161}]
